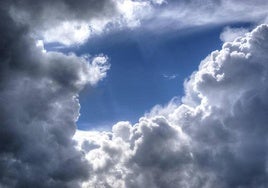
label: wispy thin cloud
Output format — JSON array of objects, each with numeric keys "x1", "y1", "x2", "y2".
[{"x1": 162, "y1": 73, "x2": 178, "y2": 80}]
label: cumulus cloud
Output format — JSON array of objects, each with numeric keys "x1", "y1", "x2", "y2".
[
  {"x1": 0, "y1": 1, "x2": 109, "y2": 187},
  {"x1": 74, "y1": 24, "x2": 268, "y2": 188},
  {"x1": 2, "y1": 0, "x2": 268, "y2": 188}
]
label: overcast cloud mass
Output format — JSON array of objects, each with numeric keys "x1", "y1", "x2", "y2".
[{"x1": 1, "y1": 0, "x2": 268, "y2": 188}]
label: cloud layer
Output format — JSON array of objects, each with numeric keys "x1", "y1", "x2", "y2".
[
  {"x1": 74, "y1": 24, "x2": 268, "y2": 188},
  {"x1": 8, "y1": 0, "x2": 268, "y2": 46},
  {"x1": 143, "y1": 0, "x2": 268, "y2": 31}
]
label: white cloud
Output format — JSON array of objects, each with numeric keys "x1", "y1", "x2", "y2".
[
  {"x1": 74, "y1": 24, "x2": 268, "y2": 187},
  {"x1": 115, "y1": 0, "x2": 153, "y2": 28},
  {"x1": 142, "y1": 0, "x2": 268, "y2": 33},
  {"x1": 162, "y1": 73, "x2": 178, "y2": 80},
  {"x1": 36, "y1": 39, "x2": 46, "y2": 53},
  {"x1": 220, "y1": 26, "x2": 249, "y2": 42},
  {"x1": 86, "y1": 55, "x2": 110, "y2": 85},
  {"x1": 42, "y1": 21, "x2": 91, "y2": 46}
]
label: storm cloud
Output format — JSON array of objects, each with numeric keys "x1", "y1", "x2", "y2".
[{"x1": 0, "y1": 1, "x2": 109, "y2": 187}]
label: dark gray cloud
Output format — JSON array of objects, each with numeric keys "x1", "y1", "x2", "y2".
[
  {"x1": 6, "y1": 0, "x2": 118, "y2": 45},
  {"x1": 75, "y1": 24, "x2": 268, "y2": 188},
  {"x1": 9, "y1": 0, "x2": 116, "y2": 29},
  {"x1": 0, "y1": 1, "x2": 109, "y2": 187}
]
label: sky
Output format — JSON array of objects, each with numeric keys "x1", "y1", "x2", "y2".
[
  {"x1": 76, "y1": 25, "x2": 225, "y2": 129},
  {"x1": 1, "y1": 0, "x2": 268, "y2": 188},
  {"x1": 62, "y1": 22, "x2": 252, "y2": 129}
]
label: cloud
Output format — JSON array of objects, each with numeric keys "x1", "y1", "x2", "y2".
[
  {"x1": 74, "y1": 24, "x2": 268, "y2": 187},
  {"x1": 7, "y1": 0, "x2": 154, "y2": 46},
  {"x1": 7, "y1": 0, "x2": 117, "y2": 46},
  {"x1": 42, "y1": 22, "x2": 92, "y2": 46},
  {"x1": 7, "y1": 0, "x2": 268, "y2": 46},
  {"x1": 220, "y1": 26, "x2": 249, "y2": 42},
  {"x1": 2, "y1": 0, "x2": 268, "y2": 187},
  {"x1": 143, "y1": 0, "x2": 268, "y2": 32},
  {"x1": 0, "y1": 2, "x2": 109, "y2": 187},
  {"x1": 162, "y1": 73, "x2": 178, "y2": 80}
]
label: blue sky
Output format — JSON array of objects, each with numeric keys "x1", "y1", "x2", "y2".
[{"x1": 59, "y1": 22, "x2": 253, "y2": 129}]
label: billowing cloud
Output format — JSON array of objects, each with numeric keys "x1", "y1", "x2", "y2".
[
  {"x1": 2, "y1": 0, "x2": 268, "y2": 187},
  {"x1": 74, "y1": 24, "x2": 268, "y2": 188},
  {"x1": 0, "y1": 2, "x2": 109, "y2": 187}
]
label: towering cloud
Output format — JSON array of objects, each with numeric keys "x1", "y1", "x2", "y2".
[{"x1": 75, "y1": 24, "x2": 268, "y2": 188}]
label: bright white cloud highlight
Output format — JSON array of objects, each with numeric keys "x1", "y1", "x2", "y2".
[
  {"x1": 42, "y1": 22, "x2": 91, "y2": 45},
  {"x1": 220, "y1": 26, "x2": 249, "y2": 42},
  {"x1": 116, "y1": 0, "x2": 152, "y2": 28},
  {"x1": 86, "y1": 55, "x2": 110, "y2": 85}
]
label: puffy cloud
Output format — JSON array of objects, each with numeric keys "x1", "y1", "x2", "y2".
[
  {"x1": 74, "y1": 24, "x2": 268, "y2": 187},
  {"x1": 0, "y1": 2, "x2": 109, "y2": 187}
]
